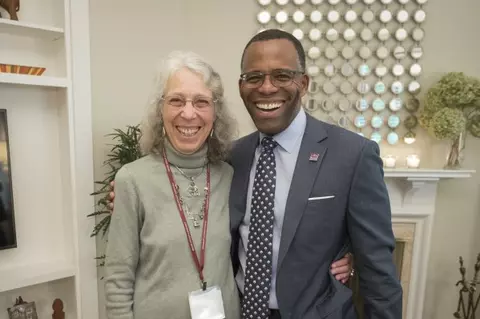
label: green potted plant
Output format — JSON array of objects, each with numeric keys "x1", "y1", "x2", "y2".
[
  {"x1": 419, "y1": 72, "x2": 480, "y2": 168},
  {"x1": 88, "y1": 124, "x2": 143, "y2": 266}
]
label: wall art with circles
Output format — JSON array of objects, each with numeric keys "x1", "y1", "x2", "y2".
[{"x1": 254, "y1": 0, "x2": 428, "y2": 146}]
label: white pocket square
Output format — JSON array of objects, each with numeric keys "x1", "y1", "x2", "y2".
[{"x1": 308, "y1": 195, "x2": 335, "y2": 201}]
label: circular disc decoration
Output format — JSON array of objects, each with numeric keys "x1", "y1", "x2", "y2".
[
  {"x1": 357, "y1": 81, "x2": 370, "y2": 94},
  {"x1": 376, "y1": 65, "x2": 388, "y2": 77},
  {"x1": 389, "y1": 98, "x2": 403, "y2": 111},
  {"x1": 411, "y1": 46, "x2": 423, "y2": 59},
  {"x1": 371, "y1": 115, "x2": 384, "y2": 129},
  {"x1": 341, "y1": 63, "x2": 355, "y2": 77},
  {"x1": 416, "y1": 0, "x2": 428, "y2": 4},
  {"x1": 410, "y1": 63, "x2": 422, "y2": 76},
  {"x1": 393, "y1": 46, "x2": 406, "y2": 59},
  {"x1": 406, "y1": 98, "x2": 420, "y2": 112},
  {"x1": 395, "y1": 28, "x2": 408, "y2": 41},
  {"x1": 356, "y1": 98, "x2": 369, "y2": 112},
  {"x1": 380, "y1": 10, "x2": 392, "y2": 23},
  {"x1": 412, "y1": 27, "x2": 425, "y2": 41},
  {"x1": 322, "y1": 99, "x2": 336, "y2": 111},
  {"x1": 276, "y1": 0, "x2": 289, "y2": 5},
  {"x1": 308, "y1": 46, "x2": 321, "y2": 59},
  {"x1": 307, "y1": 65, "x2": 320, "y2": 76},
  {"x1": 414, "y1": 9, "x2": 426, "y2": 23},
  {"x1": 293, "y1": 0, "x2": 306, "y2": 4},
  {"x1": 397, "y1": 10, "x2": 409, "y2": 23},
  {"x1": 309, "y1": 28, "x2": 322, "y2": 41},
  {"x1": 376, "y1": 46, "x2": 389, "y2": 60},
  {"x1": 257, "y1": 11, "x2": 271, "y2": 24},
  {"x1": 324, "y1": 64, "x2": 336, "y2": 77},
  {"x1": 343, "y1": 28, "x2": 356, "y2": 41},
  {"x1": 387, "y1": 132, "x2": 399, "y2": 145},
  {"x1": 392, "y1": 64, "x2": 405, "y2": 76},
  {"x1": 346, "y1": 0, "x2": 358, "y2": 4},
  {"x1": 323, "y1": 81, "x2": 336, "y2": 94},
  {"x1": 398, "y1": 0, "x2": 410, "y2": 3},
  {"x1": 363, "y1": 0, "x2": 375, "y2": 4},
  {"x1": 371, "y1": 131, "x2": 382, "y2": 143},
  {"x1": 372, "y1": 98, "x2": 386, "y2": 112},
  {"x1": 391, "y1": 81, "x2": 404, "y2": 94},
  {"x1": 360, "y1": 28, "x2": 373, "y2": 41},
  {"x1": 325, "y1": 46, "x2": 338, "y2": 59},
  {"x1": 358, "y1": 64, "x2": 371, "y2": 77},
  {"x1": 311, "y1": 0, "x2": 323, "y2": 4},
  {"x1": 362, "y1": 10, "x2": 375, "y2": 23},
  {"x1": 380, "y1": 0, "x2": 393, "y2": 3},
  {"x1": 326, "y1": 28, "x2": 339, "y2": 41},
  {"x1": 345, "y1": 10, "x2": 358, "y2": 23},
  {"x1": 404, "y1": 115, "x2": 418, "y2": 129},
  {"x1": 310, "y1": 10, "x2": 322, "y2": 23},
  {"x1": 275, "y1": 11, "x2": 288, "y2": 23},
  {"x1": 305, "y1": 99, "x2": 319, "y2": 112},
  {"x1": 342, "y1": 46, "x2": 355, "y2": 59},
  {"x1": 258, "y1": 0, "x2": 272, "y2": 5},
  {"x1": 293, "y1": 28, "x2": 304, "y2": 40},
  {"x1": 388, "y1": 115, "x2": 401, "y2": 128},
  {"x1": 340, "y1": 82, "x2": 354, "y2": 94},
  {"x1": 354, "y1": 115, "x2": 367, "y2": 128},
  {"x1": 327, "y1": 10, "x2": 340, "y2": 23},
  {"x1": 374, "y1": 81, "x2": 386, "y2": 94},
  {"x1": 293, "y1": 10, "x2": 306, "y2": 23},
  {"x1": 328, "y1": 0, "x2": 341, "y2": 4},
  {"x1": 408, "y1": 81, "x2": 421, "y2": 94},
  {"x1": 359, "y1": 46, "x2": 372, "y2": 59},
  {"x1": 338, "y1": 99, "x2": 352, "y2": 112},
  {"x1": 378, "y1": 28, "x2": 390, "y2": 41}
]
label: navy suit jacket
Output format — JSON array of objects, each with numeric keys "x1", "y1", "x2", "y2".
[{"x1": 229, "y1": 113, "x2": 402, "y2": 319}]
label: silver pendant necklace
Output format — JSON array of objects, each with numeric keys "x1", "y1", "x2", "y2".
[{"x1": 172, "y1": 164, "x2": 205, "y2": 197}]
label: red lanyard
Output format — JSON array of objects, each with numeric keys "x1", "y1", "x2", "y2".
[{"x1": 162, "y1": 148, "x2": 210, "y2": 290}]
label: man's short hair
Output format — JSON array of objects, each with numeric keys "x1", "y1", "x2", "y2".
[{"x1": 240, "y1": 29, "x2": 306, "y2": 72}]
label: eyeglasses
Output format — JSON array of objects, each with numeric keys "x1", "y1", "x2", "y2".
[
  {"x1": 161, "y1": 94, "x2": 217, "y2": 110},
  {"x1": 239, "y1": 68, "x2": 305, "y2": 89}
]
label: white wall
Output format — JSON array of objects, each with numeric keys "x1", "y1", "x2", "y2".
[{"x1": 88, "y1": 0, "x2": 480, "y2": 318}]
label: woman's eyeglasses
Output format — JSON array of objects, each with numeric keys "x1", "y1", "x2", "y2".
[{"x1": 161, "y1": 95, "x2": 216, "y2": 110}]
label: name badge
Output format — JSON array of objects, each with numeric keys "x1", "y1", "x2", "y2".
[{"x1": 188, "y1": 285, "x2": 225, "y2": 319}]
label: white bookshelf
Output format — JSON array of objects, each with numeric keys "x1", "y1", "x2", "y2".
[{"x1": 0, "y1": 1, "x2": 98, "y2": 319}]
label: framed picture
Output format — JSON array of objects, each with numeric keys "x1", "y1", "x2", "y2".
[{"x1": 0, "y1": 109, "x2": 16, "y2": 250}]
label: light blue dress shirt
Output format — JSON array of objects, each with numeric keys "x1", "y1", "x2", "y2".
[{"x1": 235, "y1": 108, "x2": 307, "y2": 309}]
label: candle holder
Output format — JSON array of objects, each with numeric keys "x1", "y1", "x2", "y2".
[
  {"x1": 406, "y1": 154, "x2": 420, "y2": 168},
  {"x1": 383, "y1": 155, "x2": 397, "y2": 168}
]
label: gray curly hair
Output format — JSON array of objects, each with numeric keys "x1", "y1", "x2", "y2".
[{"x1": 140, "y1": 50, "x2": 237, "y2": 163}]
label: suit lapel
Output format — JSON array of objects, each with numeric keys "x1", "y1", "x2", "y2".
[
  {"x1": 229, "y1": 132, "x2": 259, "y2": 232},
  {"x1": 277, "y1": 115, "x2": 328, "y2": 269}
]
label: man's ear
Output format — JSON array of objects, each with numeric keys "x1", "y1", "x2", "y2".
[{"x1": 300, "y1": 73, "x2": 309, "y2": 97}]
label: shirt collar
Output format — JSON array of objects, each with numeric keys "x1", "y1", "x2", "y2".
[{"x1": 259, "y1": 107, "x2": 307, "y2": 154}]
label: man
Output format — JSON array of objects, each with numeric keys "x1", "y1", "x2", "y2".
[{"x1": 228, "y1": 29, "x2": 402, "y2": 319}]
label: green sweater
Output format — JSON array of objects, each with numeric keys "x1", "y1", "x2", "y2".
[{"x1": 104, "y1": 140, "x2": 240, "y2": 319}]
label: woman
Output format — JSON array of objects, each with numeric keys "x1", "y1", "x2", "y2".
[{"x1": 104, "y1": 51, "x2": 352, "y2": 319}]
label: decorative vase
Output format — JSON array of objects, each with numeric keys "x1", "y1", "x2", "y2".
[{"x1": 445, "y1": 130, "x2": 466, "y2": 169}]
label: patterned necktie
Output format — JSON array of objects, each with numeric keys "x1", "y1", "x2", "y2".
[{"x1": 242, "y1": 136, "x2": 278, "y2": 319}]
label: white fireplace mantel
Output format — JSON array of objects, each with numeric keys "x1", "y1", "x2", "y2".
[{"x1": 381, "y1": 168, "x2": 475, "y2": 319}]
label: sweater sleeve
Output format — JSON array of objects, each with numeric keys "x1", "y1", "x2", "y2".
[{"x1": 104, "y1": 165, "x2": 141, "y2": 319}]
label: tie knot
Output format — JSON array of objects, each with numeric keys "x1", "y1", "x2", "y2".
[{"x1": 261, "y1": 136, "x2": 277, "y2": 150}]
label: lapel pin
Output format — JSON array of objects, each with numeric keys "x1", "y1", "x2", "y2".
[{"x1": 309, "y1": 153, "x2": 319, "y2": 162}]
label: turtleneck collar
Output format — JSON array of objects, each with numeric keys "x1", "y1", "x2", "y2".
[{"x1": 163, "y1": 138, "x2": 208, "y2": 169}]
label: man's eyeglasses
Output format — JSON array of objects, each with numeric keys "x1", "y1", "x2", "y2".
[
  {"x1": 239, "y1": 69, "x2": 304, "y2": 89},
  {"x1": 161, "y1": 95, "x2": 217, "y2": 110}
]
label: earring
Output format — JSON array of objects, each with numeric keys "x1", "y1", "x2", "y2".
[
  {"x1": 210, "y1": 128, "x2": 214, "y2": 137},
  {"x1": 162, "y1": 126, "x2": 166, "y2": 136}
]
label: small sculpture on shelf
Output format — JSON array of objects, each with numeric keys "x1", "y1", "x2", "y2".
[
  {"x1": 0, "y1": 0, "x2": 20, "y2": 21},
  {"x1": 7, "y1": 296, "x2": 38, "y2": 319},
  {"x1": 454, "y1": 253, "x2": 480, "y2": 318},
  {"x1": 52, "y1": 298, "x2": 65, "y2": 319}
]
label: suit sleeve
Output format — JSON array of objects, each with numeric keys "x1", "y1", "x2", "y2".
[
  {"x1": 104, "y1": 166, "x2": 141, "y2": 319},
  {"x1": 347, "y1": 140, "x2": 403, "y2": 319}
]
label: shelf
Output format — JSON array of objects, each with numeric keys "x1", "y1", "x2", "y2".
[
  {"x1": 0, "y1": 261, "x2": 76, "y2": 293},
  {"x1": 0, "y1": 18, "x2": 64, "y2": 41},
  {"x1": 0, "y1": 73, "x2": 68, "y2": 88},
  {"x1": 384, "y1": 168, "x2": 476, "y2": 181}
]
